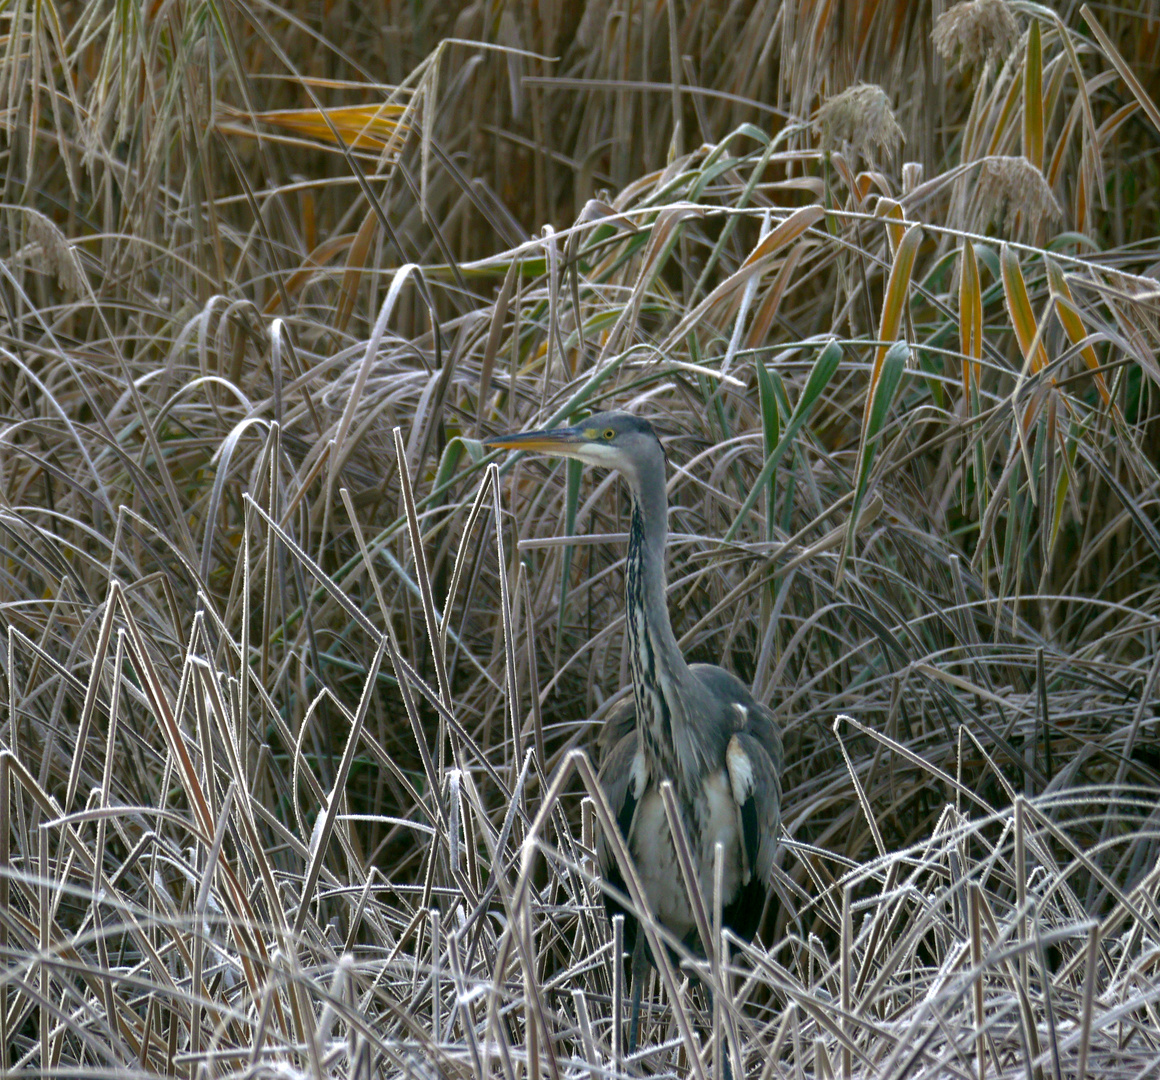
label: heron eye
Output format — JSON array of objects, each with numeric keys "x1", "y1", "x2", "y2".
[{"x1": 603, "y1": 428, "x2": 615, "y2": 440}]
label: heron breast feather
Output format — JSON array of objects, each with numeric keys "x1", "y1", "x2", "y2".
[
  {"x1": 628, "y1": 789, "x2": 695, "y2": 935},
  {"x1": 699, "y1": 769, "x2": 746, "y2": 894}
]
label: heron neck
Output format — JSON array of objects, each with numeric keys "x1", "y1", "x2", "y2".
[{"x1": 625, "y1": 466, "x2": 692, "y2": 776}]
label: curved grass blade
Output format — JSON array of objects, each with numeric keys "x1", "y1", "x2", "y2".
[
  {"x1": 836, "y1": 341, "x2": 909, "y2": 583},
  {"x1": 1023, "y1": 19, "x2": 1044, "y2": 170},
  {"x1": 959, "y1": 241, "x2": 983, "y2": 517},
  {"x1": 959, "y1": 240, "x2": 983, "y2": 397},
  {"x1": 1001, "y1": 243, "x2": 1050, "y2": 499},
  {"x1": 756, "y1": 356, "x2": 780, "y2": 541},
  {"x1": 1081, "y1": 4, "x2": 1160, "y2": 135},
  {"x1": 662, "y1": 204, "x2": 824, "y2": 351},
  {"x1": 557, "y1": 457, "x2": 583, "y2": 657},
  {"x1": 834, "y1": 222, "x2": 921, "y2": 581},
  {"x1": 1044, "y1": 257, "x2": 1112, "y2": 407},
  {"x1": 724, "y1": 339, "x2": 841, "y2": 542}
]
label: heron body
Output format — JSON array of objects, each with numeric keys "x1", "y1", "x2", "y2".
[
  {"x1": 600, "y1": 664, "x2": 781, "y2": 949},
  {"x1": 486, "y1": 412, "x2": 783, "y2": 1047}
]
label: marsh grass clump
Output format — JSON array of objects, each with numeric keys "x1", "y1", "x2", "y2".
[{"x1": 2, "y1": 2, "x2": 1160, "y2": 1078}]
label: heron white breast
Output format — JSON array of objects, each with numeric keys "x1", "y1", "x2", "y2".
[
  {"x1": 725, "y1": 735, "x2": 755, "y2": 806},
  {"x1": 629, "y1": 789, "x2": 696, "y2": 938},
  {"x1": 626, "y1": 768, "x2": 747, "y2": 943},
  {"x1": 699, "y1": 768, "x2": 746, "y2": 893}
]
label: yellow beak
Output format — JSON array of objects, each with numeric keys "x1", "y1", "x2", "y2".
[{"x1": 483, "y1": 424, "x2": 589, "y2": 456}]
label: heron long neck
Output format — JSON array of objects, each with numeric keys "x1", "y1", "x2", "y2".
[{"x1": 624, "y1": 466, "x2": 692, "y2": 783}]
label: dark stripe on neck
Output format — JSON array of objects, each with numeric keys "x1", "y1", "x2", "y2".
[{"x1": 626, "y1": 500, "x2": 675, "y2": 774}]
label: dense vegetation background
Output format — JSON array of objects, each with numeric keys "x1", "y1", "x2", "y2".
[{"x1": 3, "y1": 0, "x2": 1160, "y2": 1076}]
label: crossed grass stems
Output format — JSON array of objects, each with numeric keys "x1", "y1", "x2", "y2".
[
  {"x1": 3, "y1": 437, "x2": 1159, "y2": 1077},
  {"x1": 4, "y1": 0, "x2": 1160, "y2": 1074}
]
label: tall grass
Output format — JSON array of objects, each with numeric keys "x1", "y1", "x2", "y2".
[{"x1": 2, "y1": 0, "x2": 1160, "y2": 1076}]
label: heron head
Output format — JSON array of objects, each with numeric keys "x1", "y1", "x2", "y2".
[{"x1": 484, "y1": 411, "x2": 665, "y2": 489}]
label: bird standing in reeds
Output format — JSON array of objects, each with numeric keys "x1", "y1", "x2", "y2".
[{"x1": 486, "y1": 412, "x2": 784, "y2": 1055}]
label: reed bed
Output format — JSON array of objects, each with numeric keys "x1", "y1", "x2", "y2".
[{"x1": 2, "y1": 1, "x2": 1160, "y2": 1076}]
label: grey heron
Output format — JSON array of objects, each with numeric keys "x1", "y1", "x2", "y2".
[{"x1": 486, "y1": 411, "x2": 784, "y2": 1054}]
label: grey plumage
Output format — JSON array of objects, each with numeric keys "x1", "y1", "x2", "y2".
[{"x1": 486, "y1": 411, "x2": 783, "y2": 1050}]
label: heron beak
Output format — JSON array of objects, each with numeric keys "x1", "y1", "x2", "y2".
[{"x1": 483, "y1": 424, "x2": 589, "y2": 457}]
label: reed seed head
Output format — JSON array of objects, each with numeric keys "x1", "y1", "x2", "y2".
[
  {"x1": 933, "y1": 0, "x2": 1019, "y2": 71},
  {"x1": 974, "y1": 155, "x2": 1061, "y2": 236},
  {"x1": 815, "y1": 83, "x2": 904, "y2": 167}
]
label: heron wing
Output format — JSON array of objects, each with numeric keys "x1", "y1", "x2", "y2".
[
  {"x1": 691, "y1": 664, "x2": 784, "y2": 885},
  {"x1": 595, "y1": 694, "x2": 636, "y2": 766},
  {"x1": 595, "y1": 726, "x2": 641, "y2": 878},
  {"x1": 727, "y1": 725, "x2": 782, "y2": 886}
]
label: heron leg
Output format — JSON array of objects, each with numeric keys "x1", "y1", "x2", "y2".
[
  {"x1": 627, "y1": 932, "x2": 649, "y2": 1055},
  {"x1": 706, "y1": 984, "x2": 734, "y2": 1080}
]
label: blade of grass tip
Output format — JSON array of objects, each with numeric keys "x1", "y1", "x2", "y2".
[
  {"x1": 392, "y1": 426, "x2": 453, "y2": 708},
  {"x1": 64, "y1": 587, "x2": 118, "y2": 814},
  {"x1": 339, "y1": 487, "x2": 390, "y2": 625},
  {"x1": 490, "y1": 463, "x2": 523, "y2": 789},
  {"x1": 92, "y1": 630, "x2": 125, "y2": 899},
  {"x1": 1048, "y1": 425, "x2": 1075, "y2": 557},
  {"x1": 114, "y1": 585, "x2": 214, "y2": 836},
  {"x1": 419, "y1": 46, "x2": 437, "y2": 221},
  {"x1": 604, "y1": 204, "x2": 703, "y2": 362},
  {"x1": 984, "y1": 55, "x2": 1026, "y2": 158},
  {"x1": 1000, "y1": 242, "x2": 1049, "y2": 488},
  {"x1": 874, "y1": 198, "x2": 907, "y2": 257},
  {"x1": 959, "y1": 241, "x2": 983, "y2": 515},
  {"x1": 565, "y1": 227, "x2": 585, "y2": 363},
  {"x1": 1023, "y1": 19, "x2": 1043, "y2": 170},
  {"x1": 427, "y1": 432, "x2": 487, "y2": 540},
  {"x1": 1040, "y1": 395, "x2": 1057, "y2": 573},
  {"x1": 555, "y1": 457, "x2": 583, "y2": 671},
  {"x1": 756, "y1": 357, "x2": 780, "y2": 542},
  {"x1": 724, "y1": 339, "x2": 841, "y2": 542},
  {"x1": 662, "y1": 204, "x2": 825, "y2": 352},
  {"x1": 543, "y1": 224, "x2": 568, "y2": 382},
  {"x1": 1044, "y1": 256, "x2": 1113, "y2": 407},
  {"x1": 416, "y1": 329, "x2": 458, "y2": 471},
  {"x1": 479, "y1": 258, "x2": 520, "y2": 422},
  {"x1": 330, "y1": 263, "x2": 419, "y2": 483},
  {"x1": 1081, "y1": 4, "x2": 1160, "y2": 135},
  {"x1": 832, "y1": 716, "x2": 886, "y2": 859},
  {"x1": 865, "y1": 223, "x2": 921, "y2": 422},
  {"x1": 292, "y1": 638, "x2": 387, "y2": 940},
  {"x1": 744, "y1": 243, "x2": 806, "y2": 351},
  {"x1": 1076, "y1": 924, "x2": 1099, "y2": 1080},
  {"x1": 835, "y1": 339, "x2": 908, "y2": 584},
  {"x1": 509, "y1": 561, "x2": 527, "y2": 770},
  {"x1": 693, "y1": 131, "x2": 779, "y2": 300},
  {"x1": 722, "y1": 210, "x2": 770, "y2": 380},
  {"x1": 336, "y1": 208, "x2": 379, "y2": 335},
  {"x1": 1053, "y1": 12, "x2": 1106, "y2": 207},
  {"x1": 437, "y1": 442, "x2": 494, "y2": 649},
  {"x1": 841, "y1": 219, "x2": 921, "y2": 532},
  {"x1": 521, "y1": 572, "x2": 546, "y2": 778},
  {"x1": 959, "y1": 241, "x2": 982, "y2": 401},
  {"x1": 1076, "y1": 438, "x2": 1160, "y2": 566}
]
